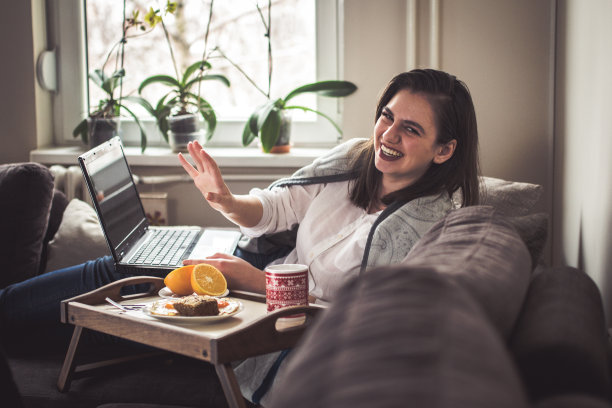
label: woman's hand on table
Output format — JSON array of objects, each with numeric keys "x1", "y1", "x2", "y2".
[{"x1": 183, "y1": 253, "x2": 266, "y2": 294}]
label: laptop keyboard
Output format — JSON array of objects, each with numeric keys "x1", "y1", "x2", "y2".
[{"x1": 129, "y1": 229, "x2": 198, "y2": 266}]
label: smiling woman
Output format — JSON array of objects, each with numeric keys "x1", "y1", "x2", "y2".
[
  {"x1": 347, "y1": 70, "x2": 480, "y2": 212},
  {"x1": 373, "y1": 90, "x2": 456, "y2": 195}
]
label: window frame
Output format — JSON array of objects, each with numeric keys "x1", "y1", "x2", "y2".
[{"x1": 50, "y1": 0, "x2": 345, "y2": 150}]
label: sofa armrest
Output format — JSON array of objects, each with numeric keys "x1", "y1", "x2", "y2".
[{"x1": 509, "y1": 266, "x2": 611, "y2": 402}]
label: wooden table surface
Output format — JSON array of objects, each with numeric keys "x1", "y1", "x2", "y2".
[{"x1": 57, "y1": 276, "x2": 323, "y2": 408}]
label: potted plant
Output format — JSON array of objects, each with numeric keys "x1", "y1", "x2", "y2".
[
  {"x1": 242, "y1": 80, "x2": 357, "y2": 153},
  {"x1": 137, "y1": 2, "x2": 230, "y2": 153},
  {"x1": 73, "y1": 4, "x2": 151, "y2": 152},
  {"x1": 218, "y1": 0, "x2": 357, "y2": 153}
]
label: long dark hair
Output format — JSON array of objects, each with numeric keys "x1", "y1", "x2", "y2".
[{"x1": 349, "y1": 69, "x2": 480, "y2": 209}]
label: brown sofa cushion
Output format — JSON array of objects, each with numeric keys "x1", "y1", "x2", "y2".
[
  {"x1": 509, "y1": 266, "x2": 611, "y2": 402},
  {"x1": 269, "y1": 266, "x2": 529, "y2": 408},
  {"x1": 0, "y1": 163, "x2": 54, "y2": 288},
  {"x1": 403, "y1": 205, "x2": 532, "y2": 338}
]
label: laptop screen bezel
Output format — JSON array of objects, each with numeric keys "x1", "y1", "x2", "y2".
[{"x1": 78, "y1": 136, "x2": 150, "y2": 262}]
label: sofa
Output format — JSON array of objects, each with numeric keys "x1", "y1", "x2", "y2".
[{"x1": 1, "y1": 161, "x2": 610, "y2": 408}]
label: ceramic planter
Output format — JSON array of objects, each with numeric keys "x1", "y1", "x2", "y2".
[
  {"x1": 167, "y1": 113, "x2": 203, "y2": 153},
  {"x1": 87, "y1": 117, "x2": 120, "y2": 149}
]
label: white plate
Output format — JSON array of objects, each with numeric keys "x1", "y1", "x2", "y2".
[
  {"x1": 158, "y1": 287, "x2": 229, "y2": 298},
  {"x1": 142, "y1": 297, "x2": 243, "y2": 323}
]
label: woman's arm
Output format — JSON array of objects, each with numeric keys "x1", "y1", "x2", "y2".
[{"x1": 178, "y1": 141, "x2": 263, "y2": 228}]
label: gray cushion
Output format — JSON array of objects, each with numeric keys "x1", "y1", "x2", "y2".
[
  {"x1": 0, "y1": 163, "x2": 54, "y2": 288},
  {"x1": 403, "y1": 206, "x2": 532, "y2": 338},
  {"x1": 43, "y1": 198, "x2": 110, "y2": 273},
  {"x1": 39, "y1": 189, "x2": 69, "y2": 274},
  {"x1": 479, "y1": 176, "x2": 543, "y2": 216},
  {"x1": 269, "y1": 266, "x2": 529, "y2": 408},
  {"x1": 534, "y1": 394, "x2": 612, "y2": 408},
  {"x1": 509, "y1": 266, "x2": 611, "y2": 402},
  {"x1": 452, "y1": 176, "x2": 543, "y2": 216},
  {"x1": 504, "y1": 212, "x2": 549, "y2": 268}
]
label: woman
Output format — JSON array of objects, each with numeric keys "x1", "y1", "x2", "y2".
[
  {"x1": 175, "y1": 68, "x2": 479, "y2": 405},
  {"x1": 0, "y1": 68, "x2": 479, "y2": 404},
  {"x1": 178, "y1": 68, "x2": 479, "y2": 304}
]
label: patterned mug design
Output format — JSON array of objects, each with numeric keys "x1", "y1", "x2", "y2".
[{"x1": 265, "y1": 265, "x2": 309, "y2": 313}]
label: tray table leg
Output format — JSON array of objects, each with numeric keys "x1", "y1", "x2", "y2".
[
  {"x1": 57, "y1": 325, "x2": 83, "y2": 392},
  {"x1": 215, "y1": 362, "x2": 247, "y2": 408}
]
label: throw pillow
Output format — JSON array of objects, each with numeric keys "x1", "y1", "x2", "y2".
[
  {"x1": 268, "y1": 266, "x2": 529, "y2": 408},
  {"x1": 0, "y1": 162, "x2": 54, "y2": 288},
  {"x1": 44, "y1": 198, "x2": 110, "y2": 273},
  {"x1": 39, "y1": 189, "x2": 70, "y2": 274},
  {"x1": 452, "y1": 176, "x2": 543, "y2": 216},
  {"x1": 504, "y1": 212, "x2": 549, "y2": 268},
  {"x1": 403, "y1": 205, "x2": 532, "y2": 338},
  {"x1": 480, "y1": 176, "x2": 543, "y2": 215}
]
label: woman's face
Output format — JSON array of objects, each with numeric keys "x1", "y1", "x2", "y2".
[{"x1": 373, "y1": 89, "x2": 453, "y2": 193}]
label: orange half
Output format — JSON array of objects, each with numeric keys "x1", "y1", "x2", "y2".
[
  {"x1": 164, "y1": 265, "x2": 195, "y2": 296},
  {"x1": 191, "y1": 263, "x2": 227, "y2": 296}
]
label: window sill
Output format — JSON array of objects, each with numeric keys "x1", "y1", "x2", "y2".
[{"x1": 30, "y1": 145, "x2": 329, "y2": 168}]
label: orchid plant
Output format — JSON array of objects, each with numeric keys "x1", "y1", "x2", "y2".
[
  {"x1": 137, "y1": 0, "x2": 230, "y2": 143},
  {"x1": 216, "y1": 0, "x2": 357, "y2": 153},
  {"x1": 73, "y1": 2, "x2": 153, "y2": 152}
]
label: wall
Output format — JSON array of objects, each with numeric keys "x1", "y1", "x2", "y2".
[
  {"x1": 554, "y1": 0, "x2": 612, "y2": 323},
  {"x1": 343, "y1": 0, "x2": 555, "y2": 261},
  {"x1": 0, "y1": 1, "x2": 36, "y2": 164}
]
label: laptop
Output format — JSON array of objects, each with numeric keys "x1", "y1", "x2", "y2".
[{"x1": 78, "y1": 136, "x2": 241, "y2": 276}]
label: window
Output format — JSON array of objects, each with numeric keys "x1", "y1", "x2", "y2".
[{"x1": 50, "y1": 0, "x2": 343, "y2": 149}]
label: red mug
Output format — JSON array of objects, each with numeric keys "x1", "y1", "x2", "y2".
[{"x1": 265, "y1": 264, "x2": 309, "y2": 314}]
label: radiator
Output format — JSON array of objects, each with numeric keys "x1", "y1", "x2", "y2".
[{"x1": 49, "y1": 165, "x2": 89, "y2": 202}]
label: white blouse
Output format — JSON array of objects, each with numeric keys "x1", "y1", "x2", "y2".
[{"x1": 240, "y1": 181, "x2": 380, "y2": 304}]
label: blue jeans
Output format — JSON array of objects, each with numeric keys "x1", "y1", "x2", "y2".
[
  {"x1": 0, "y1": 248, "x2": 288, "y2": 353},
  {"x1": 0, "y1": 256, "x2": 166, "y2": 352}
]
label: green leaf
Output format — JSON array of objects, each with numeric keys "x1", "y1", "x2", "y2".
[
  {"x1": 247, "y1": 103, "x2": 267, "y2": 135},
  {"x1": 123, "y1": 95, "x2": 155, "y2": 116},
  {"x1": 72, "y1": 118, "x2": 89, "y2": 144},
  {"x1": 102, "y1": 69, "x2": 126, "y2": 95},
  {"x1": 88, "y1": 70, "x2": 106, "y2": 89},
  {"x1": 256, "y1": 100, "x2": 279, "y2": 132},
  {"x1": 182, "y1": 60, "x2": 212, "y2": 84},
  {"x1": 186, "y1": 92, "x2": 217, "y2": 140},
  {"x1": 155, "y1": 94, "x2": 171, "y2": 112},
  {"x1": 285, "y1": 105, "x2": 343, "y2": 134},
  {"x1": 260, "y1": 108, "x2": 282, "y2": 153},
  {"x1": 284, "y1": 80, "x2": 357, "y2": 104},
  {"x1": 138, "y1": 75, "x2": 181, "y2": 93},
  {"x1": 242, "y1": 120, "x2": 258, "y2": 146},
  {"x1": 158, "y1": 116, "x2": 170, "y2": 143},
  {"x1": 119, "y1": 103, "x2": 148, "y2": 152},
  {"x1": 184, "y1": 74, "x2": 230, "y2": 91}
]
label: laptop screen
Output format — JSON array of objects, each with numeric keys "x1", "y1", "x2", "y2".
[{"x1": 79, "y1": 138, "x2": 147, "y2": 254}]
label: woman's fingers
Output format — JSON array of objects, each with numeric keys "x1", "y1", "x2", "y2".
[
  {"x1": 206, "y1": 252, "x2": 235, "y2": 260},
  {"x1": 178, "y1": 152, "x2": 199, "y2": 179},
  {"x1": 182, "y1": 259, "x2": 206, "y2": 265}
]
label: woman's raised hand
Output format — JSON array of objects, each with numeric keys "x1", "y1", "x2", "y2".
[
  {"x1": 178, "y1": 141, "x2": 263, "y2": 228},
  {"x1": 178, "y1": 141, "x2": 234, "y2": 214}
]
